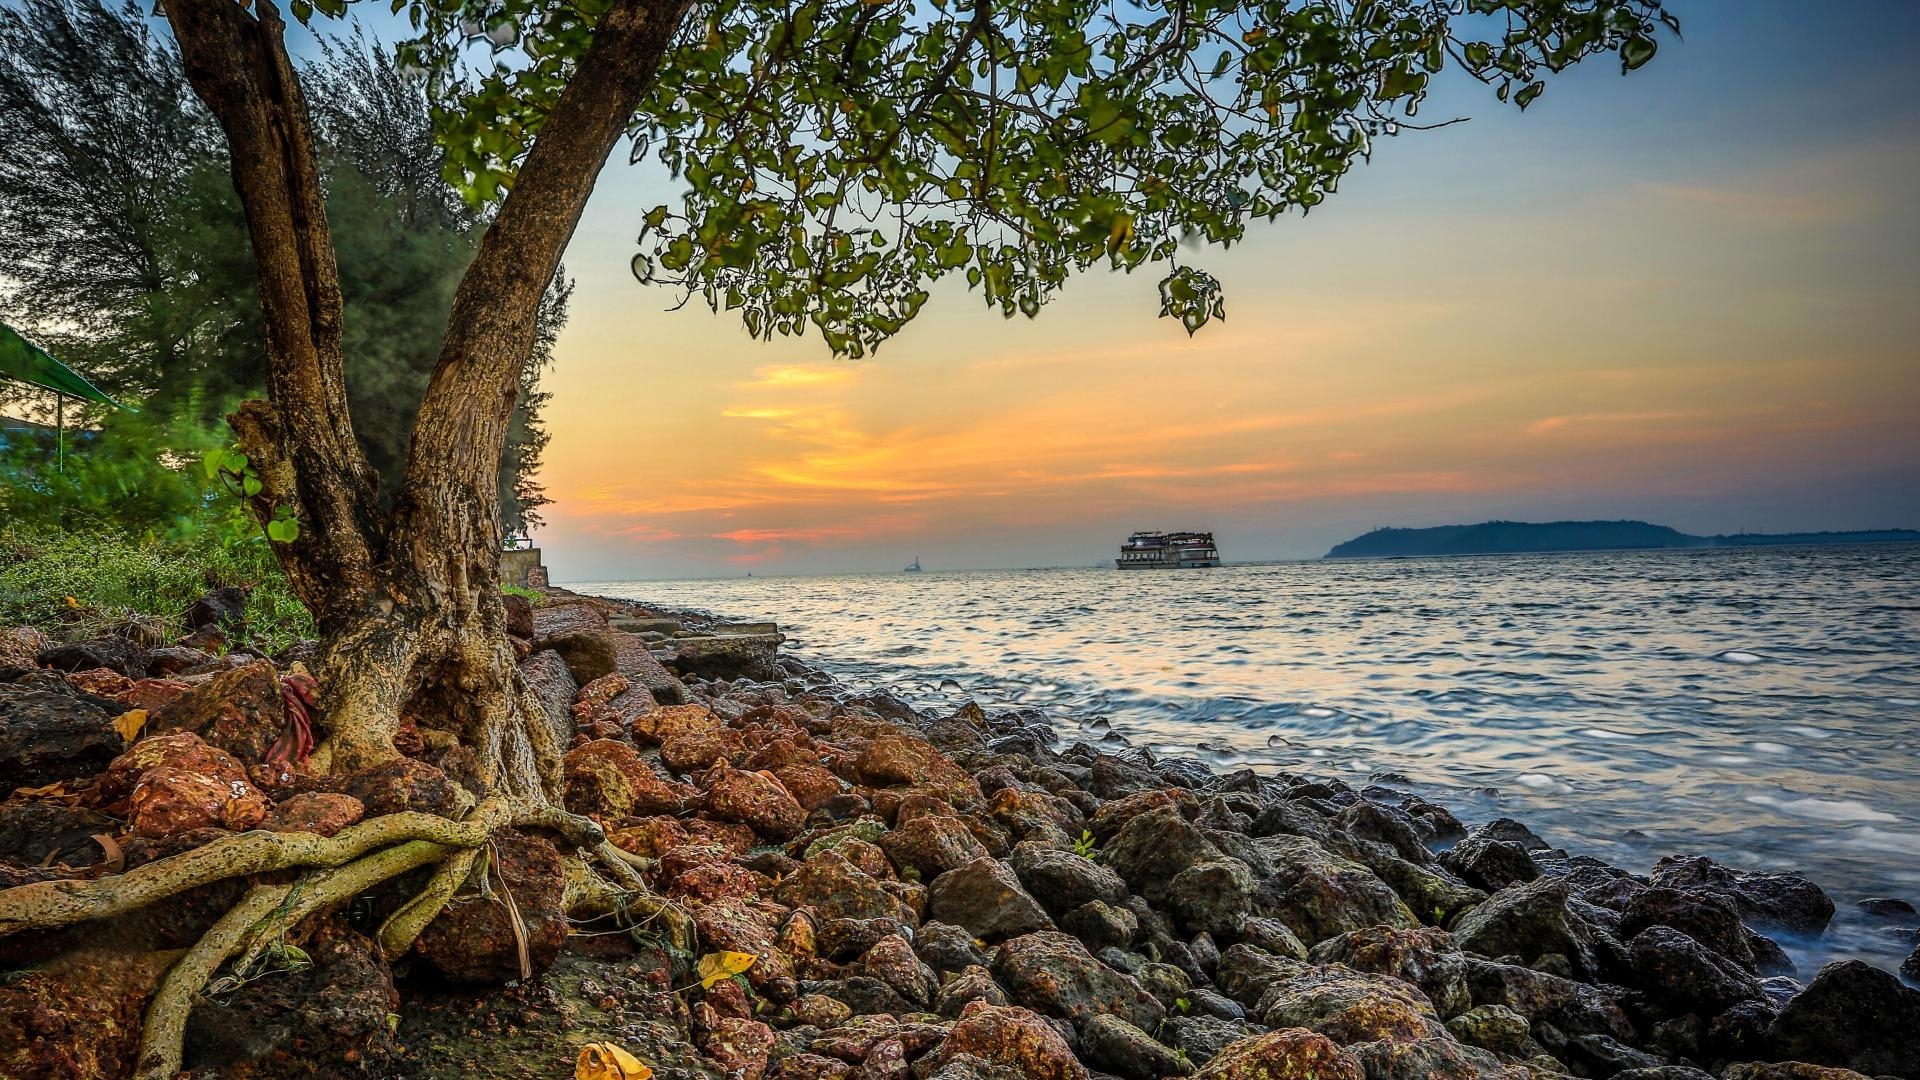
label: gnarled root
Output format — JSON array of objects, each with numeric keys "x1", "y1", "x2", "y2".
[
  {"x1": 132, "y1": 883, "x2": 292, "y2": 1080},
  {"x1": 0, "y1": 791, "x2": 654, "y2": 1080}
]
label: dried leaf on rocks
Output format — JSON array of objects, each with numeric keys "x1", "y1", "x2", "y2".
[
  {"x1": 114, "y1": 709, "x2": 148, "y2": 743},
  {"x1": 576, "y1": 1041, "x2": 652, "y2": 1080},
  {"x1": 91, "y1": 833, "x2": 124, "y2": 874},
  {"x1": 696, "y1": 949, "x2": 756, "y2": 989}
]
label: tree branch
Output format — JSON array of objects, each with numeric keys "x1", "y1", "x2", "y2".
[
  {"x1": 162, "y1": 0, "x2": 382, "y2": 623},
  {"x1": 394, "y1": 0, "x2": 694, "y2": 601}
]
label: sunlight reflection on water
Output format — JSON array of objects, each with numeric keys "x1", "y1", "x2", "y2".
[{"x1": 582, "y1": 544, "x2": 1920, "y2": 972}]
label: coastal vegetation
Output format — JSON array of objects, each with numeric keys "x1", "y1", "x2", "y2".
[{"x1": 0, "y1": 0, "x2": 562, "y2": 538}]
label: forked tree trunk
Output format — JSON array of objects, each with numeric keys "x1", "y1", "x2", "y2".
[{"x1": 163, "y1": 0, "x2": 690, "y2": 798}]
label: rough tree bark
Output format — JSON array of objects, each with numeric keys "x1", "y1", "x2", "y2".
[
  {"x1": 168, "y1": 0, "x2": 689, "y2": 794},
  {"x1": 0, "y1": 0, "x2": 696, "y2": 1075}
]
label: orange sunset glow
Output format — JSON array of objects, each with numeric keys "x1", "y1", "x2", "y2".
[{"x1": 529, "y1": 1, "x2": 1917, "y2": 580}]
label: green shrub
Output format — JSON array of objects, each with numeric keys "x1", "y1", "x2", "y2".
[{"x1": 0, "y1": 525, "x2": 313, "y2": 653}]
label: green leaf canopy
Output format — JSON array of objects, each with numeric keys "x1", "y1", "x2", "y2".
[{"x1": 0, "y1": 321, "x2": 119, "y2": 407}]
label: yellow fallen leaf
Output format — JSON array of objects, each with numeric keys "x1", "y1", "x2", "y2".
[
  {"x1": 576, "y1": 1042, "x2": 651, "y2": 1080},
  {"x1": 113, "y1": 709, "x2": 148, "y2": 743},
  {"x1": 696, "y1": 949, "x2": 757, "y2": 989},
  {"x1": 64, "y1": 595, "x2": 79, "y2": 608}
]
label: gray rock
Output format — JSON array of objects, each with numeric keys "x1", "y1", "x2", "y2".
[
  {"x1": 667, "y1": 632, "x2": 785, "y2": 680},
  {"x1": 1008, "y1": 840, "x2": 1129, "y2": 914},
  {"x1": 1625, "y1": 925, "x2": 1762, "y2": 1014},
  {"x1": 1442, "y1": 830, "x2": 1541, "y2": 892},
  {"x1": 1443, "y1": 1004, "x2": 1536, "y2": 1057},
  {"x1": 1461, "y1": 956, "x2": 1635, "y2": 1042},
  {"x1": 517, "y1": 649, "x2": 578, "y2": 750},
  {"x1": 536, "y1": 628, "x2": 619, "y2": 684},
  {"x1": 1166, "y1": 857, "x2": 1259, "y2": 938},
  {"x1": 1650, "y1": 854, "x2": 1835, "y2": 935},
  {"x1": 1765, "y1": 958, "x2": 1920, "y2": 1076},
  {"x1": 35, "y1": 637, "x2": 147, "y2": 678},
  {"x1": 1345, "y1": 1037, "x2": 1520, "y2": 1080},
  {"x1": 992, "y1": 930, "x2": 1165, "y2": 1033},
  {"x1": 928, "y1": 856, "x2": 1054, "y2": 941},
  {"x1": 1251, "y1": 963, "x2": 1447, "y2": 1046},
  {"x1": 1080, "y1": 1013, "x2": 1194, "y2": 1079},
  {"x1": 1451, "y1": 876, "x2": 1608, "y2": 979},
  {"x1": 914, "y1": 921, "x2": 990, "y2": 974},
  {"x1": 1247, "y1": 834, "x2": 1418, "y2": 946},
  {"x1": 1159, "y1": 1014, "x2": 1257, "y2": 1066},
  {"x1": 1061, "y1": 900, "x2": 1137, "y2": 953},
  {"x1": 610, "y1": 631, "x2": 690, "y2": 704},
  {"x1": 1310, "y1": 925, "x2": 1470, "y2": 1019},
  {"x1": 0, "y1": 680, "x2": 122, "y2": 788}
]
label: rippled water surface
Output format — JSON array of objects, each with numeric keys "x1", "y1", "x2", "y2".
[{"x1": 581, "y1": 545, "x2": 1920, "y2": 970}]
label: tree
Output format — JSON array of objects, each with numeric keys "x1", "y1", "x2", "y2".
[
  {"x1": 0, "y1": 0, "x2": 560, "y2": 533},
  {"x1": 0, "y1": 0, "x2": 1677, "y2": 1074}
]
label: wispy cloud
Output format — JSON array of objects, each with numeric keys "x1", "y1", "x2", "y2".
[{"x1": 737, "y1": 364, "x2": 861, "y2": 389}]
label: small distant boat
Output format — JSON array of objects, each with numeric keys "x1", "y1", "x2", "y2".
[
  {"x1": 903, "y1": 557, "x2": 923, "y2": 573},
  {"x1": 1117, "y1": 530, "x2": 1221, "y2": 569}
]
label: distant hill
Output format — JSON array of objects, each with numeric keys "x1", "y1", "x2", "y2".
[{"x1": 1323, "y1": 520, "x2": 1920, "y2": 559}]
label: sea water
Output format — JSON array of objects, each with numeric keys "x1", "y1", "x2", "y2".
[{"x1": 581, "y1": 544, "x2": 1920, "y2": 973}]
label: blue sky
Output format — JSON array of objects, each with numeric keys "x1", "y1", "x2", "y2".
[{"x1": 277, "y1": 2, "x2": 1920, "y2": 575}]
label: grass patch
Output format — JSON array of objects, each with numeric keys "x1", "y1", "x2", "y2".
[{"x1": 0, "y1": 526, "x2": 314, "y2": 654}]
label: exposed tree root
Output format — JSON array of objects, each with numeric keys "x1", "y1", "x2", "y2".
[
  {"x1": 132, "y1": 883, "x2": 293, "y2": 1080},
  {"x1": 376, "y1": 847, "x2": 481, "y2": 959},
  {"x1": 0, "y1": 786, "x2": 652, "y2": 1080},
  {"x1": 230, "y1": 838, "x2": 457, "y2": 977}
]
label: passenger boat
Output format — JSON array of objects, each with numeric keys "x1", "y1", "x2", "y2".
[{"x1": 1116, "y1": 530, "x2": 1221, "y2": 569}]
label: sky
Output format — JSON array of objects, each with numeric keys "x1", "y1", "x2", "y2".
[
  {"x1": 111, "y1": 2, "x2": 1920, "y2": 578},
  {"x1": 518, "y1": 0, "x2": 1920, "y2": 579}
]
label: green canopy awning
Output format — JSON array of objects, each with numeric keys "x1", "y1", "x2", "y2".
[{"x1": 0, "y1": 322, "x2": 118, "y2": 407}]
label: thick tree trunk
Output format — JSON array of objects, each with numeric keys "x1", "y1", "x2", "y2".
[
  {"x1": 0, "y1": 6, "x2": 700, "y2": 1073},
  {"x1": 162, "y1": 0, "x2": 691, "y2": 793}
]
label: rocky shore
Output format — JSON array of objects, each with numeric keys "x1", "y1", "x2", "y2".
[{"x1": 2, "y1": 584, "x2": 1918, "y2": 1079}]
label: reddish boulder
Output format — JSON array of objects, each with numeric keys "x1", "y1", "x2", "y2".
[
  {"x1": 99, "y1": 731, "x2": 247, "y2": 804},
  {"x1": 632, "y1": 702, "x2": 721, "y2": 745},
  {"x1": 562, "y1": 738, "x2": 664, "y2": 817},
  {"x1": 697, "y1": 1005, "x2": 775, "y2": 1080},
  {"x1": 1192, "y1": 1029, "x2": 1365, "y2": 1080},
  {"x1": 530, "y1": 601, "x2": 609, "y2": 638},
  {"x1": 881, "y1": 813, "x2": 990, "y2": 879},
  {"x1": 148, "y1": 659, "x2": 284, "y2": 762},
  {"x1": 773, "y1": 761, "x2": 845, "y2": 810},
  {"x1": 258, "y1": 792, "x2": 365, "y2": 837},
  {"x1": 855, "y1": 933, "x2": 938, "y2": 1007},
  {"x1": 128, "y1": 765, "x2": 269, "y2": 837},
  {"x1": 692, "y1": 897, "x2": 796, "y2": 986},
  {"x1": 663, "y1": 727, "x2": 747, "y2": 774},
  {"x1": 114, "y1": 678, "x2": 191, "y2": 713},
  {"x1": 987, "y1": 786, "x2": 1084, "y2": 842},
  {"x1": 702, "y1": 765, "x2": 805, "y2": 839},
  {"x1": 414, "y1": 830, "x2": 566, "y2": 983},
  {"x1": 853, "y1": 734, "x2": 980, "y2": 807},
  {"x1": 0, "y1": 948, "x2": 174, "y2": 1080},
  {"x1": 776, "y1": 850, "x2": 916, "y2": 924},
  {"x1": 571, "y1": 672, "x2": 632, "y2": 717},
  {"x1": 0, "y1": 624, "x2": 52, "y2": 667},
  {"x1": 609, "y1": 816, "x2": 691, "y2": 858},
  {"x1": 65, "y1": 667, "x2": 133, "y2": 699},
  {"x1": 917, "y1": 1001, "x2": 1089, "y2": 1080},
  {"x1": 339, "y1": 758, "x2": 461, "y2": 816}
]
